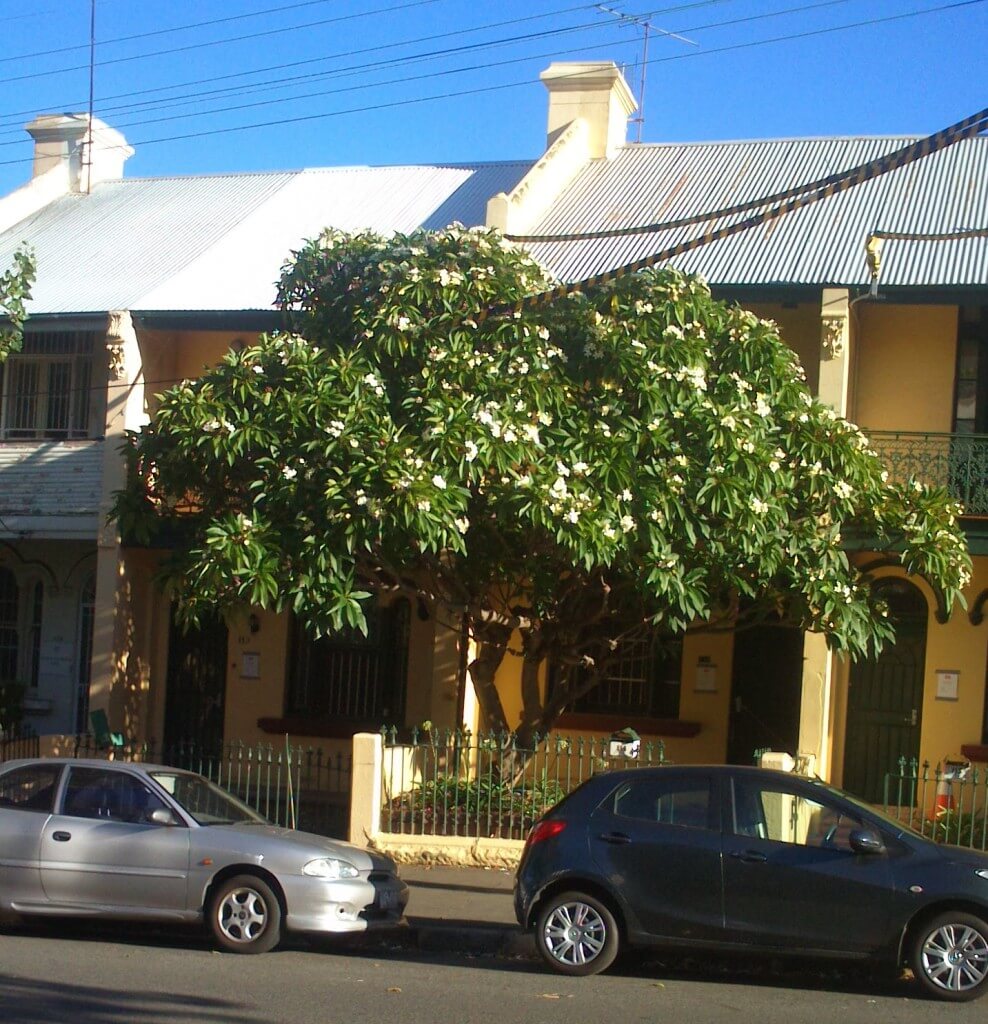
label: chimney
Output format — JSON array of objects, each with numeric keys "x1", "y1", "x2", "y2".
[
  {"x1": 540, "y1": 61, "x2": 637, "y2": 159},
  {"x1": 25, "y1": 114, "x2": 133, "y2": 192}
]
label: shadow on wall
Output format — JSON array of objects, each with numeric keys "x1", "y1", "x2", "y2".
[{"x1": 106, "y1": 553, "x2": 153, "y2": 744}]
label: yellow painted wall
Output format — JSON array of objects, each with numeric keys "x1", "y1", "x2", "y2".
[
  {"x1": 487, "y1": 627, "x2": 735, "y2": 765},
  {"x1": 852, "y1": 304, "x2": 958, "y2": 432},
  {"x1": 746, "y1": 302, "x2": 820, "y2": 397}
]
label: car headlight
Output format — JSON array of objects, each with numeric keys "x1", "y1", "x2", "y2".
[
  {"x1": 976, "y1": 869, "x2": 988, "y2": 881},
  {"x1": 303, "y1": 858, "x2": 360, "y2": 880}
]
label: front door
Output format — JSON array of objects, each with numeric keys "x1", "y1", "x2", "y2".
[
  {"x1": 728, "y1": 625, "x2": 804, "y2": 764},
  {"x1": 163, "y1": 608, "x2": 228, "y2": 751},
  {"x1": 722, "y1": 774, "x2": 893, "y2": 953},
  {"x1": 842, "y1": 579, "x2": 927, "y2": 802},
  {"x1": 40, "y1": 765, "x2": 190, "y2": 910}
]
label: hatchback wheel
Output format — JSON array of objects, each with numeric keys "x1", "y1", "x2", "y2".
[
  {"x1": 209, "y1": 875, "x2": 282, "y2": 954},
  {"x1": 910, "y1": 912, "x2": 988, "y2": 1001},
  {"x1": 536, "y1": 891, "x2": 619, "y2": 976}
]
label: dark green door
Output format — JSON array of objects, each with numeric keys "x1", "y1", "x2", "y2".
[
  {"x1": 163, "y1": 609, "x2": 229, "y2": 752},
  {"x1": 727, "y1": 625, "x2": 804, "y2": 765},
  {"x1": 842, "y1": 580, "x2": 927, "y2": 803}
]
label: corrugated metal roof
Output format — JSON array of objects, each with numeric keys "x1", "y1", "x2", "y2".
[
  {"x1": 524, "y1": 136, "x2": 988, "y2": 288},
  {"x1": 0, "y1": 162, "x2": 531, "y2": 315},
  {"x1": 0, "y1": 441, "x2": 102, "y2": 537}
]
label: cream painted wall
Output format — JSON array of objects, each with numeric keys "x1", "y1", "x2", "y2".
[
  {"x1": 852, "y1": 304, "x2": 958, "y2": 432},
  {"x1": 746, "y1": 302, "x2": 821, "y2": 397}
]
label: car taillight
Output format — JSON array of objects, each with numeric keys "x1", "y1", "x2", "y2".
[{"x1": 526, "y1": 819, "x2": 567, "y2": 847}]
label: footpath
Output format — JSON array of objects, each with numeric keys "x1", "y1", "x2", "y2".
[{"x1": 389, "y1": 863, "x2": 534, "y2": 958}]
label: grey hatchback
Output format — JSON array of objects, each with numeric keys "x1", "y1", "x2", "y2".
[
  {"x1": 0, "y1": 758, "x2": 407, "y2": 953},
  {"x1": 515, "y1": 765, "x2": 988, "y2": 1001}
]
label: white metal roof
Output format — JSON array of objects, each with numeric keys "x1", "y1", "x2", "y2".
[{"x1": 0, "y1": 162, "x2": 531, "y2": 315}]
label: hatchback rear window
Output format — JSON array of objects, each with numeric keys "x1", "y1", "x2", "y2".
[{"x1": 611, "y1": 776, "x2": 712, "y2": 829}]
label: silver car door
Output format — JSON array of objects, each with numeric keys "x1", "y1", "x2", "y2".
[
  {"x1": 40, "y1": 766, "x2": 191, "y2": 911},
  {"x1": 0, "y1": 763, "x2": 62, "y2": 909}
]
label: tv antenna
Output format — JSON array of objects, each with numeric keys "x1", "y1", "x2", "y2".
[{"x1": 596, "y1": 5, "x2": 698, "y2": 143}]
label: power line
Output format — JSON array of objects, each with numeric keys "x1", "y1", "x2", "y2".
[
  {"x1": 0, "y1": 1, "x2": 605, "y2": 134},
  {"x1": 87, "y1": 0, "x2": 988, "y2": 158},
  {"x1": 70, "y1": 0, "x2": 844, "y2": 135},
  {"x1": 0, "y1": 0, "x2": 946, "y2": 161},
  {"x1": 0, "y1": 0, "x2": 849, "y2": 135},
  {"x1": 0, "y1": 0, "x2": 979, "y2": 171},
  {"x1": 0, "y1": 0, "x2": 362, "y2": 64},
  {"x1": 0, "y1": 0, "x2": 445, "y2": 85}
]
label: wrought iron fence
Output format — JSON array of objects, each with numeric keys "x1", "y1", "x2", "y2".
[
  {"x1": 381, "y1": 728, "x2": 665, "y2": 840},
  {"x1": 67, "y1": 736, "x2": 352, "y2": 838},
  {"x1": 868, "y1": 431, "x2": 988, "y2": 516},
  {"x1": 883, "y1": 758, "x2": 988, "y2": 850},
  {"x1": 0, "y1": 726, "x2": 39, "y2": 763}
]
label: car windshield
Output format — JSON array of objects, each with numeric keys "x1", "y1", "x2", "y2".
[{"x1": 150, "y1": 771, "x2": 268, "y2": 826}]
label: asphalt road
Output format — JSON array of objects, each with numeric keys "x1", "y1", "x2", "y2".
[{"x1": 0, "y1": 921, "x2": 981, "y2": 1024}]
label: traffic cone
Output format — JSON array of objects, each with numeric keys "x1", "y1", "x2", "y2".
[{"x1": 932, "y1": 770, "x2": 955, "y2": 816}]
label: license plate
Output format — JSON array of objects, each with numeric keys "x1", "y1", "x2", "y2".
[{"x1": 378, "y1": 889, "x2": 398, "y2": 911}]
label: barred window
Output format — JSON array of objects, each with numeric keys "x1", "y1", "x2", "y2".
[
  {"x1": 0, "y1": 570, "x2": 43, "y2": 688},
  {"x1": 286, "y1": 601, "x2": 410, "y2": 725},
  {"x1": 555, "y1": 636, "x2": 682, "y2": 719},
  {"x1": 0, "y1": 331, "x2": 97, "y2": 440}
]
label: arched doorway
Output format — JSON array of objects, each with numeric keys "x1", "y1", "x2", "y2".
[{"x1": 842, "y1": 578, "x2": 928, "y2": 802}]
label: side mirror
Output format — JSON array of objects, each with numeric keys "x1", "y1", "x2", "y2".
[
  {"x1": 848, "y1": 828, "x2": 884, "y2": 855},
  {"x1": 150, "y1": 807, "x2": 181, "y2": 827}
]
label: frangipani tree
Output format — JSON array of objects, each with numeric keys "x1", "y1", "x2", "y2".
[
  {"x1": 0, "y1": 247, "x2": 34, "y2": 361},
  {"x1": 114, "y1": 227, "x2": 970, "y2": 746}
]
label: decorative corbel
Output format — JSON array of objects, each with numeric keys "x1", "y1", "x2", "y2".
[
  {"x1": 820, "y1": 314, "x2": 847, "y2": 361},
  {"x1": 105, "y1": 310, "x2": 130, "y2": 381}
]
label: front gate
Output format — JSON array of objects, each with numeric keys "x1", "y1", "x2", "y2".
[{"x1": 842, "y1": 579, "x2": 927, "y2": 802}]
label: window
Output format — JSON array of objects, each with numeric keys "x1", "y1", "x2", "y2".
[
  {"x1": 63, "y1": 767, "x2": 168, "y2": 824},
  {"x1": 75, "y1": 575, "x2": 96, "y2": 733},
  {"x1": 286, "y1": 600, "x2": 410, "y2": 724},
  {"x1": 0, "y1": 569, "x2": 44, "y2": 687},
  {"x1": 0, "y1": 569, "x2": 17, "y2": 681},
  {"x1": 557, "y1": 636, "x2": 682, "y2": 719},
  {"x1": 0, "y1": 763, "x2": 60, "y2": 812},
  {"x1": 611, "y1": 775, "x2": 712, "y2": 830},
  {"x1": 732, "y1": 779, "x2": 862, "y2": 851},
  {"x1": 0, "y1": 330, "x2": 97, "y2": 440}
]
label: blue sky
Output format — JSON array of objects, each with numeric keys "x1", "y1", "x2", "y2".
[{"x1": 0, "y1": 0, "x2": 984, "y2": 193}]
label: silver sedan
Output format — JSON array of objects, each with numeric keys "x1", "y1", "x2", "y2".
[{"x1": 0, "y1": 757, "x2": 408, "y2": 953}]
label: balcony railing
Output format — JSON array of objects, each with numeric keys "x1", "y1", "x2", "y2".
[{"x1": 867, "y1": 431, "x2": 988, "y2": 517}]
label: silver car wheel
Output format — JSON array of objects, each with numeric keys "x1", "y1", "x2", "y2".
[
  {"x1": 217, "y1": 886, "x2": 269, "y2": 945},
  {"x1": 543, "y1": 900, "x2": 607, "y2": 967},
  {"x1": 920, "y1": 923, "x2": 988, "y2": 993}
]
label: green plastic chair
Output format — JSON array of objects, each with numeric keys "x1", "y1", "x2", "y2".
[{"x1": 89, "y1": 708, "x2": 124, "y2": 749}]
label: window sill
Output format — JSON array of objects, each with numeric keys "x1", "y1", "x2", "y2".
[
  {"x1": 258, "y1": 716, "x2": 387, "y2": 739},
  {"x1": 555, "y1": 712, "x2": 701, "y2": 738}
]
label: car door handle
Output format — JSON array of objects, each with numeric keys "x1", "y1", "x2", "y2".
[
  {"x1": 730, "y1": 849, "x2": 766, "y2": 863},
  {"x1": 598, "y1": 832, "x2": 632, "y2": 845},
  {"x1": 52, "y1": 831, "x2": 72, "y2": 842}
]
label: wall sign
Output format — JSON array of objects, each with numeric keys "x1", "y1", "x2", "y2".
[
  {"x1": 935, "y1": 670, "x2": 959, "y2": 701},
  {"x1": 241, "y1": 652, "x2": 260, "y2": 679}
]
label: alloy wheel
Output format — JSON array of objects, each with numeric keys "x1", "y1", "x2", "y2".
[
  {"x1": 217, "y1": 886, "x2": 269, "y2": 945},
  {"x1": 542, "y1": 900, "x2": 608, "y2": 967},
  {"x1": 920, "y1": 922, "x2": 988, "y2": 994}
]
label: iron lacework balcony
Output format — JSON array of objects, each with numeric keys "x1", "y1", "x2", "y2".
[{"x1": 867, "y1": 431, "x2": 988, "y2": 518}]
